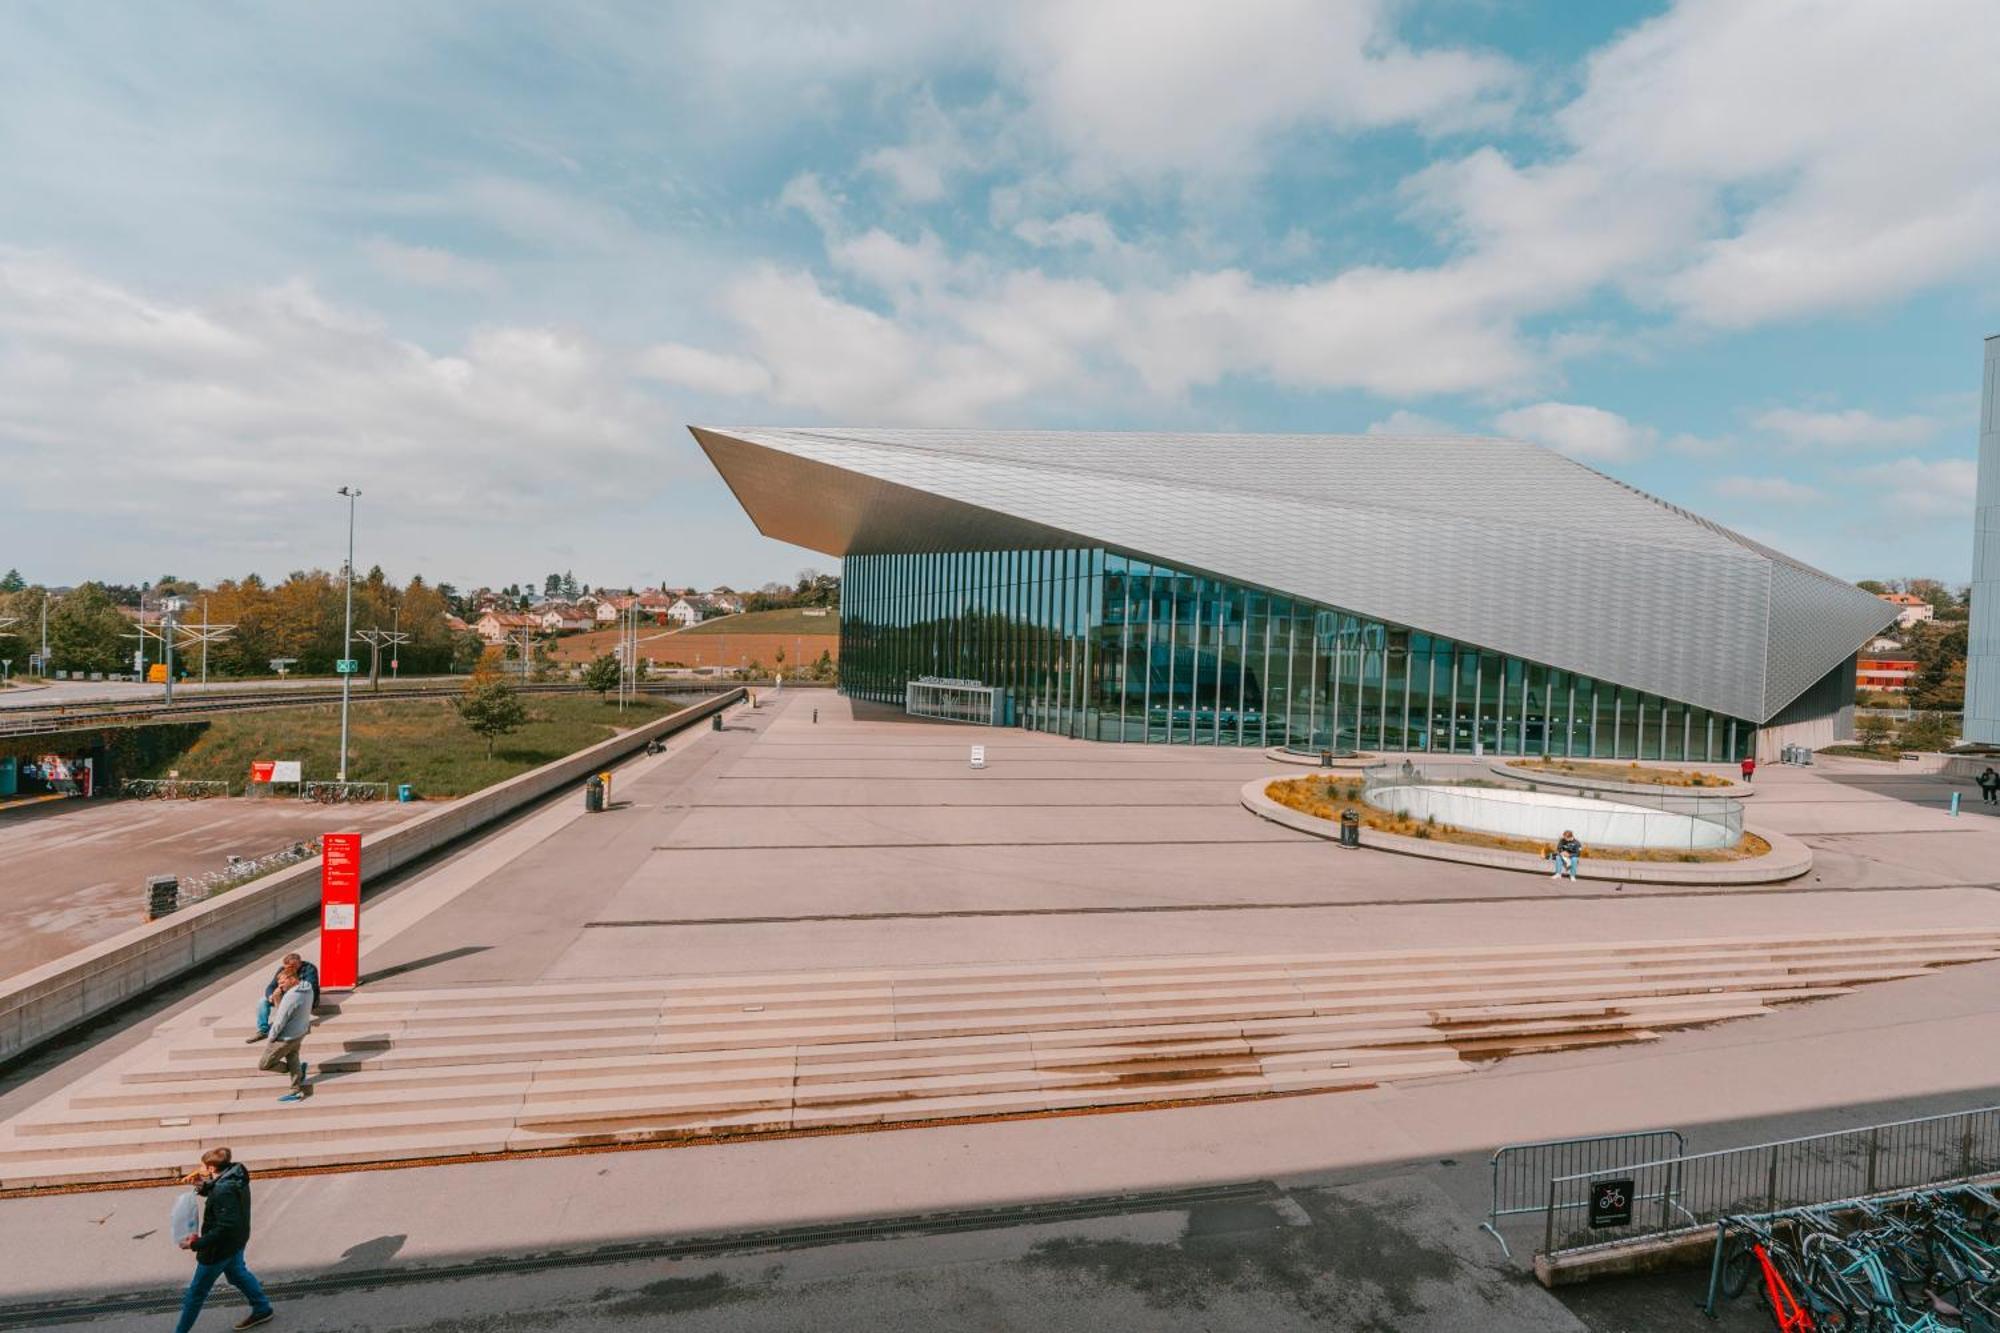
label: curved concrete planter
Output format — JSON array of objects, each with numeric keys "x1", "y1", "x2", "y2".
[
  {"x1": 1242, "y1": 776, "x2": 1811, "y2": 886},
  {"x1": 1492, "y1": 760, "x2": 1754, "y2": 799},
  {"x1": 1263, "y1": 746, "x2": 1379, "y2": 769}
]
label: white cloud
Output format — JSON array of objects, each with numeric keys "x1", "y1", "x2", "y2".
[
  {"x1": 635, "y1": 342, "x2": 772, "y2": 397},
  {"x1": 1751, "y1": 407, "x2": 1937, "y2": 449},
  {"x1": 776, "y1": 172, "x2": 843, "y2": 231},
  {"x1": 1366, "y1": 410, "x2": 1461, "y2": 437},
  {"x1": 1005, "y1": 0, "x2": 1519, "y2": 183},
  {"x1": 1844, "y1": 457, "x2": 1979, "y2": 518},
  {"x1": 1710, "y1": 475, "x2": 1824, "y2": 505},
  {"x1": 362, "y1": 238, "x2": 500, "y2": 292},
  {"x1": 1490, "y1": 402, "x2": 1654, "y2": 462},
  {"x1": 0, "y1": 250, "x2": 678, "y2": 573}
]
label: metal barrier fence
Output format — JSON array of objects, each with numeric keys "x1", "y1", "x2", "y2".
[
  {"x1": 1483, "y1": 1129, "x2": 1686, "y2": 1257},
  {"x1": 1541, "y1": 1104, "x2": 2000, "y2": 1257},
  {"x1": 300, "y1": 780, "x2": 390, "y2": 804},
  {"x1": 121, "y1": 778, "x2": 230, "y2": 799}
]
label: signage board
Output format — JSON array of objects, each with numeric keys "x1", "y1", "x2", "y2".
[
  {"x1": 319, "y1": 831, "x2": 362, "y2": 990},
  {"x1": 250, "y1": 761, "x2": 276, "y2": 784},
  {"x1": 1588, "y1": 1178, "x2": 1634, "y2": 1229},
  {"x1": 335, "y1": 658, "x2": 359, "y2": 674},
  {"x1": 270, "y1": 760, "x2": 301, "y2": 784}
]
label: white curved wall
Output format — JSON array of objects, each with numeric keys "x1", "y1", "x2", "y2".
[{"x1": 1367, "y1": 783, "x2": 1733, "y2": 850}]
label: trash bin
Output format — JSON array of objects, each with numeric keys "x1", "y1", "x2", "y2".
[
  {"x1": 1320, "y1": 749, "x2": 1333, "y2": 768},
  {"x1": 711, "y1": 713, "x2": 723, "y2": 732},
  {"x1": 584, "y1": 775, "x2": 604, "y2": 813},
  {"x1": 396, "y1": 783, "x2": 414, "y2": 803},
  {"x1": 1338, "y1": 809, "x2": 1361, "y2": 849}
]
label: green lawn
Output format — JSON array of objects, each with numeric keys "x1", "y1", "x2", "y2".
[
  {"x1": 676, "y1": 607, "x2": 838, "y2": 636},
  {"x1": 138, "y1": 694, "x2": 681, "y2": 798}
]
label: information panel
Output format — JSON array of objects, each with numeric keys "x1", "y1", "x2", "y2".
[{"x1": 319, "y1": 831, "x2": 362, "y2": 991}]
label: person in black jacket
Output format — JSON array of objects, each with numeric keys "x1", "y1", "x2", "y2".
[
  {"x1": 1978, "y1": 767, "x2": 2000, "y2": 806},
  {"x1": 174, "y1": 1147, "x2": 274, "y2": 1331}
]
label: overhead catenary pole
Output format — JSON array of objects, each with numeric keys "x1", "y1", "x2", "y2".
[{"x1": 337, "y1": 486, "x2": 361, "y2": 782}]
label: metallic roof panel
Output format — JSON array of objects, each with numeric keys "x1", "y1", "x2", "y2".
[{"x1": 694, "y1": 426, "x2": 1891, "y2": 723}]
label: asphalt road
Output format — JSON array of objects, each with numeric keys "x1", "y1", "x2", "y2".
[{"x1": 27, "y1": 1173, "x2": 1758, "y2": 1333}]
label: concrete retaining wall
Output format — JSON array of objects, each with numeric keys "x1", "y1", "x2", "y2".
[{"x1": 0, "y1": 689, "x2": 744, "y2": 1066}]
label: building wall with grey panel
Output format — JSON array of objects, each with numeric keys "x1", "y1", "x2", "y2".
[{"x1": 1966, "y1": 335, "x2": 2000, "y2": 746}]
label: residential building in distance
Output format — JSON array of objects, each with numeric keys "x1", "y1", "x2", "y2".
[
  {"x1": 666, "y1": 597, "x2": 704, "y2": 627},
  {"x1": 1877, "y1": 592, "x2": 1935, "y2": 628},
  {"x1": 1856, "y1": 654, "x2": 1919, "y2": 692},
  {"x1": 474, "y1": 610, "x2": 540, "y2": 645},
  {"x1": 695, "y1": 426, "x2": 1896, "y2": 761}
]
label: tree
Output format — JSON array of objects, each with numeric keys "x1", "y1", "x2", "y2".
[
  {"x1": 1856, "y1": 579, "x2": 1889, "y2": 595},
  {"x1": 583, "y1": 652, "x2": 621, "y2": 699},
  {"x1": 1900, "y1": 711, "x2": 1957, "y2": 753},
  {"x1": 0, "y1": 569, "x2": 23, "y2": 593},
  {"x1": 46, "y1": 583, "x2": 133, "y2": 675},
  {"x1": 544, "y1": 573, "x2": 562, "y2": 598},
  {"x1": 1854, "y1": 713, "x2": 1895, "y2": 753},
  {"x1": 454, "y1": 676, "x2": 529, "y2": 757},
  {"x1": 561, "y1": 570, "x2": 579, "y2": 600}
]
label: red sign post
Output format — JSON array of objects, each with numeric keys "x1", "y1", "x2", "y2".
[{"x1": 319, "y1": 831, "x2": 362, "y2": 992}]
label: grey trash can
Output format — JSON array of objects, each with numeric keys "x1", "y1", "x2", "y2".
[
  {"x1": 1338, "y1": 809, "x2": 1361, "y2": 849},
  {"x1": 584, "y1": 775, "x2": 605, "y2": 813},
  {"x1": 711, "y1": 713, "x2": 723, "y2": 732}
]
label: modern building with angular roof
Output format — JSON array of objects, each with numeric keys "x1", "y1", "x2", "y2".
[{"x1": 693, "y1": 426, "x2": 1893, "y2": 761}]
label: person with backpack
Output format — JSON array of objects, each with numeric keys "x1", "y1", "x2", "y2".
[
  {"x1": 174, "y1": 1146, "x2": 274, "y2": 1331},
  {"x1": 1978, "y1": 766, "x2": 2000, "y2": 806}
]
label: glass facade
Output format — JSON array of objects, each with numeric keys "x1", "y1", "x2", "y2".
[{"x1": 841, "y1": 548, "x2": 1755, "y2": 759}]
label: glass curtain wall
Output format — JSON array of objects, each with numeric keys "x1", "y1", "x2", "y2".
[{"x1": 841, "y1": 549, "x2": 1754, "y2": 758}]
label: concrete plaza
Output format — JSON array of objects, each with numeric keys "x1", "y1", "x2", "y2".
[{"x1": 2, "y1": 691, "x2": 1998, "y2": 1329}]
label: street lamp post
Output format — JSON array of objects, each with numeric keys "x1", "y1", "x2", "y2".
[
  {"x1": 337, "y1": 486, "x2": 361, "y2": 782},
  {"x1": 160, "y1": 597, "x2": 187, "y2": 705}
]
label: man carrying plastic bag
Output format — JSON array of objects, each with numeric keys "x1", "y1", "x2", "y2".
[{"x1": 173, "y1": 1146, "x2": 275, "y2": 1331}]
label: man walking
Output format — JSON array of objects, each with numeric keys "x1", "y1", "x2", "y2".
[
  {"x1": 245, "y1": 953, "x2": 318, "y2": 1043},
  {"x1": 175, "y1": 1147, "x2": 274, "y2": 1331},
  {"x1": 257, "y1": 966, "x2": 313, "y2": 1102},
  {"x1": 1740, "y1": 755, "x2": 1756, "y2": 784},
  {"x1": 1978, "y1": 766, "x2": 2000, "y2": 806}
]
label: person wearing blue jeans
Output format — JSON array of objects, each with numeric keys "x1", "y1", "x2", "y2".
[
  {"x1": 1550, "y1": 830, "x2": 1583, "y2": 881},
  {"x1": 247, "y1": 954, "x2": 317, "y2": 1042},
  {"x1": 175, "y1": 1147, "x2": 274, "y2": 1331}
]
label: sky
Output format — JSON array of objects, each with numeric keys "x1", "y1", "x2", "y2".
[{"x1": 1, "y1": 0, "x2": 1995, "y2": 593}]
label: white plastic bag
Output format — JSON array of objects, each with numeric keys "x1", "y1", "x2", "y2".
[{"x1": 170, "y1": 1191, "x2": 200, "y2": 1249}]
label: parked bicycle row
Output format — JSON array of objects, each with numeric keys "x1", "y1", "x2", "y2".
[{"x1": 1716, "y1": 1183, "x2": 2000, "y2": 1331}]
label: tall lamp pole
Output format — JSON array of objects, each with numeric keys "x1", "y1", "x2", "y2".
[{"x1": 337, "y1": 486, "x2": 361, "y2": 782}]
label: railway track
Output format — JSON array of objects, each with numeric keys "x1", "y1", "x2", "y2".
[{"x1": 0, "y1": 680, "x2": 738, "y2": 738}]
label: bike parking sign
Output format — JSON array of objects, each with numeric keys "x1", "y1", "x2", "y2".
[{"x1": 1588, "y1": 1177, "x2": 1634, "y2": 1228}]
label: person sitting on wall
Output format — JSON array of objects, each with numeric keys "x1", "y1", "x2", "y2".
[
  {"x1": 1550, "y1": 830, "x2": 1583, "y2": 882},
  {"x1": 245, "y1": 952, "x2": 319, "y2": 1043}
]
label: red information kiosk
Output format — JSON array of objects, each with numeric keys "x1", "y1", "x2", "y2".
[{"x1": 319, "y1": 832, "x2": 362, "y2": 993}]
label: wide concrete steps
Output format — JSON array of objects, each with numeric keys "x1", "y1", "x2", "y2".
[{"x1": 3, "y1": 928, "x2": 1996, "y2": 1190}]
